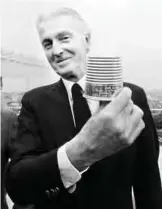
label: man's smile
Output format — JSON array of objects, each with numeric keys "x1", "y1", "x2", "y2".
[
  {"x1": 56, "y1": 57, "x2": 71, "y2": 64},
  {"x1": 56, "y1": 57, "x2": 72, "y2": 67}
]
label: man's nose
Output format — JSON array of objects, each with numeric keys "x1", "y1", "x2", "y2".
[{"x1": 52, "y1": 41, "x2": 63, "y2": 55}]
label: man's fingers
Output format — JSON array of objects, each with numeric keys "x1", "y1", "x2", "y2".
[
  {"x1": 107, "y1": 87, "x2": 132, "y2": 114},
  {"x1": 125, "y1": 105, "x2": 144, "y2": 143},
  {"x1": 122, "y1": 100, "x2": 134, "y2": 116},
  {"x1": 131, "y1": 105, "x2": 144, "y2": 127},
  {"x1": 112, "y1": 88, "x2": 122, "y2": 97},
  {"x1": 129, "y1": 119, "x2": 145, "y2": 143}
]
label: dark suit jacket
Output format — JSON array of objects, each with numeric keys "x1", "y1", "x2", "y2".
[
  {"x1": 6, "y1": 80, "x2": 162, "y2": 209},
  {"x1": 1, "y1": 99, "x2": 17, "y2": 209}
]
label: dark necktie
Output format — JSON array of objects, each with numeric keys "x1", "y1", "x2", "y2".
[{"x1": 72, "y1": 83, "x2": 91, "y2": 133}]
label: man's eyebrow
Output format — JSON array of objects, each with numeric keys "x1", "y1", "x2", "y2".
[
  {"x1": 41, "y1": 31, "x2": 72, "y2": 45},
  {"x1": 56, "y1": 31, "x2": 72, "y2": 38}
]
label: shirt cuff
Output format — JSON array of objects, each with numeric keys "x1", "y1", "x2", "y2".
[{"x1": 57, "y1": 143, "x2": 82, "y2": 189}]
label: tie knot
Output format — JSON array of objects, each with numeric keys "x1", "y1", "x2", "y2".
[{"x1": 72, "y1": 83, "x2": 83, "y2": 98}]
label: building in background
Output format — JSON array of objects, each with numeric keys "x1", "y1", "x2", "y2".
[
  {"x1": 1, "y1": 49, "x2": 59, "y2": 114},
  {"x1": 1, "y1": 49, "x2": 59, "y2": 92}
]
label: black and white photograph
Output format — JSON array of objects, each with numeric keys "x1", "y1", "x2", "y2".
[{"x1": 1, "y1": 0, "x2": 162, "y2": 209}]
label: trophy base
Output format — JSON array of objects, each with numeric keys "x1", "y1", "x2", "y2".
[{"x1": 83, "y1": 94, "x2": 114, "y2": 101}]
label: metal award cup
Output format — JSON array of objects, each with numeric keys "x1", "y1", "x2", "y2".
[{"x1": 84, "y1": 56, "x2": 123, "y2": 101}]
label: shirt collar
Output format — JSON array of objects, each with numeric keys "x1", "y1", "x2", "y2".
[{"x1": 62, "y1": 76, "x2": 86, "y2": 100}]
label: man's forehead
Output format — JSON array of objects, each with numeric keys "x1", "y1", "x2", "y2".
[{"x1": 38, "y1": 15, "x2": 86, "y2": 38}]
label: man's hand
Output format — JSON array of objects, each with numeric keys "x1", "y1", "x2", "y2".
[{"x1": 66, "y1": 87, "x2": 145, "y2": 171}]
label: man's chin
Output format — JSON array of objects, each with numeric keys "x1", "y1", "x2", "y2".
[{"x1": 60, "y1": 72, "x2": 79, "y2": 82}]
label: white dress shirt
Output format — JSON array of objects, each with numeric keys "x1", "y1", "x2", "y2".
[{"x1": 57, "y1": 76, "x2": 99, "y2": 193}]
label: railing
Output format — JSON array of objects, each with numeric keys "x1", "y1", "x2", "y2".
[{"x1": 151, "y1": 109, "x2": 162, "y2": 144}]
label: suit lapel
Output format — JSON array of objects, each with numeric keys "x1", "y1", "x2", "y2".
[{"x1": 46, "y1": 79, "x2": 76, "y2": 146}]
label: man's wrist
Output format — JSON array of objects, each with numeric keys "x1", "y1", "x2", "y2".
[
  {"x1": 65, "y1": 137, "x2": 91, "y2": 172},
  {"x1": 57, "y1": 144, "x2": 81, "y2": 188}
]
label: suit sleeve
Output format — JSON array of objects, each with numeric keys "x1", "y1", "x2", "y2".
[
  {"x1": 133, "y1": 88, "x2": 162, "y2": 209},
  {"x1": 5, "y1": 93, "x2": 70, "y2": 206}
]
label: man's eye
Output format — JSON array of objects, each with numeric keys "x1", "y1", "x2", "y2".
[
  {"x1": 43, "y1": 40, "x2": 53, "y2": 50},
  {"x1": 61, "y1": 36, "x2": 70, "y2": 41},
  {"x1": 44, "y1": 43, "x2": 52, "y2": 49},
  {"x1": 63, "y1": 36, "x2": 69, "y2": 39}
]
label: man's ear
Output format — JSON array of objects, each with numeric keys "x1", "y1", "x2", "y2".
[{"x1": 85, "y1": 33, "x2": 91, "y2": 53}]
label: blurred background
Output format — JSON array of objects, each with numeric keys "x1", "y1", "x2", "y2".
[
  {"x1": 1, "y1": 0, "x2": 162, "y2": 207},
  {"x1": 1, "y1": 0, "x2": 162, "y2": 90}
]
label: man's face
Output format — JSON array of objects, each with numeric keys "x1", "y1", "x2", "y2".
[{"x1": 39, "y1": 15, "x2": 90, "y2": 82}]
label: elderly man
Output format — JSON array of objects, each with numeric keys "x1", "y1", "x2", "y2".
[{"x1": 6, "y1": 8, "x2": 162, "y2": 209}]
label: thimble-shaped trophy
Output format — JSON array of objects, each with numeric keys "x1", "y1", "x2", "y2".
[{"x1": 84, "y1": 56, "x2": 123, "y2": 101}]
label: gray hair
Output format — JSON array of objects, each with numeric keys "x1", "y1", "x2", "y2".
[{"x1": 36, "y1": 7, "x2": 91, "y2": 39}]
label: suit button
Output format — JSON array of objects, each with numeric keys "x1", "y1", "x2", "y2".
[
  {"x1": 55, "y1": 187, "x2": 59, "y2": 193},
  {"x1": 49, "y1": 189, "x2": 54, "y2": 196},
  {"x1": 50, "y1": 187, "x2": 60, "y2": 197},
  {"x1": 54, "y1": 187, "x2": 60, "y2": 196},
  {"x1": 45, "y1": 190, "x2": 50, "y2": 198},
  {"x1": 45, "y1": 187, "x2": 60, "y2": 198}
]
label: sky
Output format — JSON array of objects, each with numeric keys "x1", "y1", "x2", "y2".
[{"x1": 1, "y1": 0, "x2": 162, "y2": 89}]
